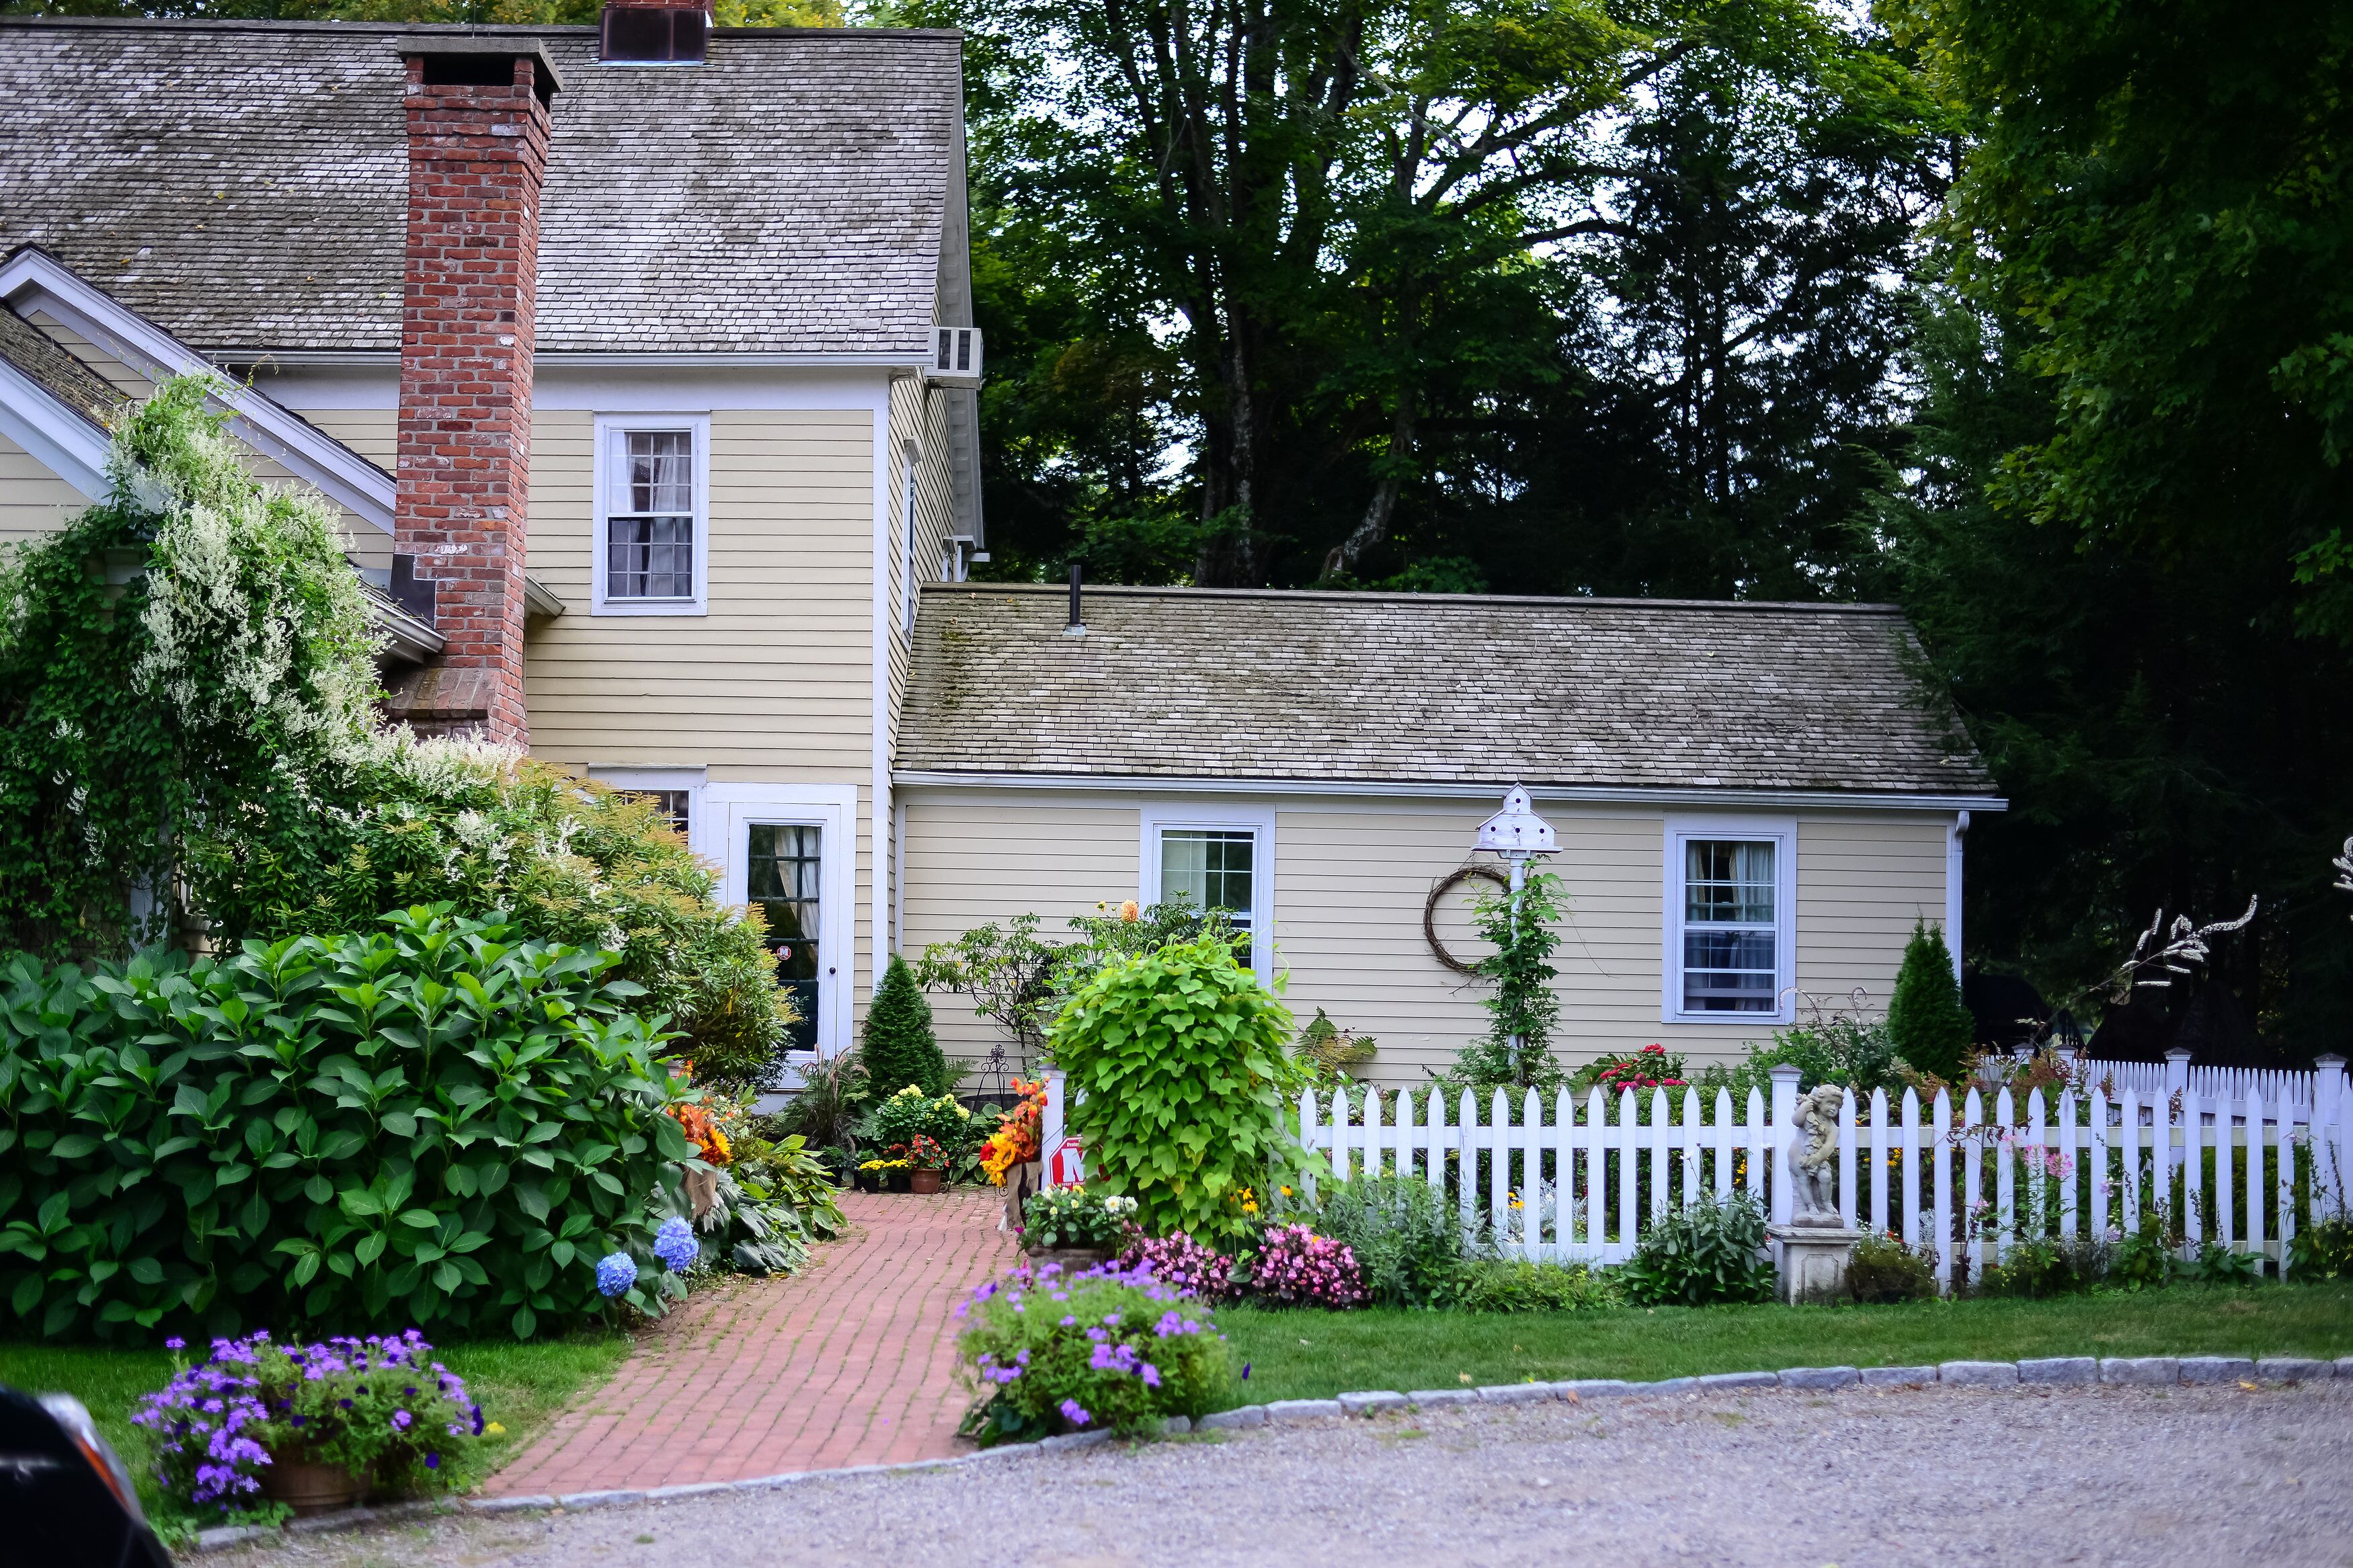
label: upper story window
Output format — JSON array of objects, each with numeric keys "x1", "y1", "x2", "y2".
[
  {"x1": 593, "y1": 414, "x2": 709, "y2": 616},
  {"x1": 1663, "y1": 818, "x2": 1794, "y2": 1023},
  {"x1": 1141, "y1": 805, "x2": 1275, "y2": 979}
]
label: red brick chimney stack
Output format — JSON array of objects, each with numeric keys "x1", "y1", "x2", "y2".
[{"x1": 392, "y1": 44, "x2": 557, "y2": 747}]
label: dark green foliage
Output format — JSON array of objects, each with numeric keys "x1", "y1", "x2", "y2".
[
  {"x1": 1885, "y1": 922, "x2": 1971, "y2": 1081},
  {"x1": 0, "y1": 908, "x2": 696, "y2": 1342},
  {"x1": 861, "y1": 954, "x2": 948, "y2": 1096},
  {"x1": 1310, "y1": 1177, "x2": 1476, "y2": 1308},
  {"x1": 1620, "y1": 1193, "x2": 1776, "y2": 1307},
  {"x1": 1695, "y1": 1016, "x2": 1903, "y2": 1108},
  {"x1": 1455, "y1": 1260, "x2": 1620, "y2": 1313},
  {"x1": 1847, "y1": 1230, "x2": 1936, "y2": 1303},
  {"x1": 1977, "y1": 1234, "x2": 2110, "y2": 1298},
  {"x1": 2288, "y1": 1216, "x2": 2353, "y2": 1282},
  {"x1": 1048, "y1": 935, "x2": 1310, "y2": 1247},
  {"x1": 1438, "y1": 870, "x2": 1568, "y2": 1099}
]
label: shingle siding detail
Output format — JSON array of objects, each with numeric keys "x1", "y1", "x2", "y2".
[
  {"x1": 0, "y1": 19, "x2": 959, "y2": 356},
  {"x1": 898, "y1": 585, "x2": 1995, "y2": 796}
]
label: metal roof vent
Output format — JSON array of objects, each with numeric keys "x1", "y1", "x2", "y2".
[{"x1": 601, "y1": 2, "x2": 711, "y2": 64}]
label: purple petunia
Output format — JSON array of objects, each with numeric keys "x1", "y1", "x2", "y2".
[{"x1": 1059, "y1": 1399, "x2": 1091, "y2": 1427}]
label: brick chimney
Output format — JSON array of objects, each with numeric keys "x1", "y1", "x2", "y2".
[{"x1": 389, "y1": 42, "x2": 559, "y2": 746}]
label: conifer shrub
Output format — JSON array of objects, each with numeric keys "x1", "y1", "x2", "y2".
[
  {"x1": 862, "y1": 952, "x2": 949, "y2": 1096},
  {"x1": 1886, "y1": 920, "x2": 1974, "y2": 1081}
]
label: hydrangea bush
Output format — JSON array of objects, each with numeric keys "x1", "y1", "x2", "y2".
[
  {"x1": 956, "y1": 1260, "x2": 1232, "y2": 1444},
  {"x1": 1242, "y1": 1223, "x2": 1367, "y2": 1308},
  {"x1": 132, "y1": 1329, "x2": 482, "y2": 1515}
]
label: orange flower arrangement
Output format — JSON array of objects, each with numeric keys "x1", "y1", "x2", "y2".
[
  {"x1": 669, "y1": 1102, "x2": 732, "y2": 1166},
  {"x1": 980, "y1": 1077, "x2": 1049, "y2": 1186}
]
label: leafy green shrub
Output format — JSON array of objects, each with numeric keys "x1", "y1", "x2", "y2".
[
  {"x1": 957, "y1": 1260, "x2": 1232, "y2": 1443},
  {"x1": 0, "y1": 908, "x2": 696, "y2": 1342},
  {"x1": 2287, "y1": 1213, "x2": 2353, "y2": 1280},
  {"x1": 1694, "y1": 1015, "x2": 1903, "y2": 1106},
  {"x1": 1977, "y1": 1233, "x2": 2110, "y2": 1296},
  {"x1": 1847, "y1": 1229, "x2": 1937, "y2": 1303},
  {"x1": 1048, "y1": 934, "x2": 1310, "y2": 1247},
  {"x1": 2176, "y1": 1239, "x2": 2260, "y2": 1284},
  {"x1": 1620, "y1": 1193, "x2": 1775, "y2": 1307},
  {"x1": 1456, "y1": 1259, "x2": 1620, "y2": 1312},
  {"x1": 2109, "y1": 1210, "x2": 2176, "y2": 1290},
  {"x1": 861, "y1": 1085, "x2": 976, "y2": 1164},
  {"x1": 1435, "y1": 870, "x2": 1568, "y2": 1098},
  {"x1": 861, "y1": 953, "x2": 949, "y2": 1096},
  {"x1": 1020, "y1": 1188, "x2": 1138, "y2": 1251},
  {"x1": 1310, "y1": 1176, "x2": 1476, "y2": 1307},
  {"x1": 1886, "y1": 921, "x2": 1972, "y2": 1082}
]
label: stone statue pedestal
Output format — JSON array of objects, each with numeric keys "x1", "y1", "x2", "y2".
[{"x1": 1769, "y1": 1222, "x2": 1862, "y2": 1306}]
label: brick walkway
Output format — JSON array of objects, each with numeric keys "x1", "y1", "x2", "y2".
[{"x1": 487, "y1": 1188, "x2": 1019, "y2": 1495}]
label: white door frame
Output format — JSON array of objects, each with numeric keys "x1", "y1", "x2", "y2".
[{"x1": 697, "y1": 782, "x2": 860, "y2": 1059}]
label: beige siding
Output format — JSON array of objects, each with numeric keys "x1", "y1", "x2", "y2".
[
  {"x1": 0, "y1": 430, "x2": 95, "y2": 544},
  {"x1": 900, "y1": 792, "x2": 1142, "y2": 1060},
  {"x1": 26, "y1": 313, "x2": 151, "y2": 400},
  {"x1": 900, "y1": 788, "x2": 1952, "y2": 1083}
]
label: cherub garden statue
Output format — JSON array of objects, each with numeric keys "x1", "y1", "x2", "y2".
[{"x1": 1785, "y1": 1083, "x2": 1844, "y2": 1224}]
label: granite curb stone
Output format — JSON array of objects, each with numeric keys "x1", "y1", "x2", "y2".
[
  {"x1": 646, "y1": 1482, "x2": 733, "y2": 1501},
  {"x1": 1198, "y1": 1404, "x2": 1267, "y2": 1430},
  {"x1": 1559, "y1": 1379, "x2": 1635, "y2": 1399},
  {"x1": 1159, "y1": 1415, "x2": 1194, "y2": 1434},
  {"x1": 2256, "y1": 1358, "x2": 2335, "y2": 1383},
  {"x1": 1338, "y1": 1391, "x2": 1410, "y2": 1416},
  {"x1": 2178, "y1": 1356, "x2": 2256, "y2": 1385},
  {"x1": 1266, "y1": 1399, "x2": 1345, "y2": 1423},
  {"x1": 556, "y1": 1489, "x2": 646, "y2": 1510},
  {"x1": 1939, "y1": 1361, "x2": 2019, "y2": 1387},
  {"x1": 2336, "y1": 1357, "x2": 2353, "y2": 1380},
  {"x1": 1777, "y1": 1367, "x2": 1860, "y2": 1391},
  {"x1": 1406, "y1": 1389, "x2": 1479, "y2": 1407},
  {"x1": 2101, "y1": 1357, "x2": 2179, "y2": 1385},
  {"x1": 467, "y1": 1494, "x2": 557, "y2": 1514},
  {"x1": 1477, "y1": 1383, "x2": 1559, "y2": 1405},
  {"x1": 1698, "y1": 1371, "x2": 1778, "y2": 1393},
  {"x1": 1631, "y1": 1377, "x2": 1698, "y2": 1395},
  {"x1": 1041, "y1": 1430, "x2": 1113, "y2": 1451},
  {"x1": 1859, "y1": 1366, "x2": 1939, "y2": 1387},
  {"x1": 2018, "y1": 1357, "x2": 2098, "y2": 1385}
]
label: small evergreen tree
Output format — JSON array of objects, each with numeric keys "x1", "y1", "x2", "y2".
[
  {"x1": 863, "y1": 952, "x2": 949, "y2": 1096},
  {"x1": 1886, "y1": 920, "x2": 1973, "y2": 1081}
]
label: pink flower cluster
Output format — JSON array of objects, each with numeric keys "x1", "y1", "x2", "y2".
[
  {"x1": 1116, "y1": 1228, "x2": 1236, "y2": 1300},
  {"x1": 1244, "y1": 1224, "x2": 1367, "y2": 1309}
]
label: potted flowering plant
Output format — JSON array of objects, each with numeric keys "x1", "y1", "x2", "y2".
[
  {"x1": 134, "y1": 1330, "x2": 485, "y2": 1520},
  {"x1": 906, "y1": 1134, "x2": 949, "y2": 1194},
  {"x1": 857, "y1": 1155, "x2": 914, "y2": 1192},
  {"x1": 1019, "y1": 1188, "x2": 1138, "y2": 1270}
]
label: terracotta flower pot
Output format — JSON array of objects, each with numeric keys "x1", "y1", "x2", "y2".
[
  {"x1": 260, "y1": 1453, "x2": 368, "y2": 1517},
  {"x1": 910, "y1": 1169, "x2": 944, "y2": 1195}
]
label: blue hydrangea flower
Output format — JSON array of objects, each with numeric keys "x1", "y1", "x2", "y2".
[
  {"x1": 595, "y1": 1252, "x2": 637, "y2": 1298},
  {"x1": 653, "y1": 1216, "x2": 699, "y2": 1273}
]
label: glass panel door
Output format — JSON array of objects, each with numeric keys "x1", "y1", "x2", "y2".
[{"x1": 748, "y1": 823, "x2": 822, "y2": 1050}]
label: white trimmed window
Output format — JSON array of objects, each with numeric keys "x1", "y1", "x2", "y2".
[
  {"x1": 587, "y1": 766, "x2": 705, "y2": 841},
  {"x1": 592, "y1": 413, "x2": 709, "y2": 615},
  {"x1": 1141, "y1": 805, "x2": 1274, "y2": 979},
  {"x1": 1663, "y1": 817, "x2": 1794, "y2": 1024}
]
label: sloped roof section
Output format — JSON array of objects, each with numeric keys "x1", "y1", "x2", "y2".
[
  {"x1": 0, "y1": 19, "x2": 962, "y2": 356},
  {"x1": 0, "y1": 300, "x2": 118, "y2": 427},
  {"x1": 900, "y1": 585, "x2": 1997, "y2": 798}
]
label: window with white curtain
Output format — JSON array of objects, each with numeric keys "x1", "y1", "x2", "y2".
[
  {"x1": 593, "y1": 413, "x2": 709, "y2": 614},
  {"x1": 1663, "y1": 819, "x2": 1794, "y2": 1022}
]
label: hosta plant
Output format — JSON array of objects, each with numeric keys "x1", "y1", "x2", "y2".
[
  {"x1": 956, "y1": 1260, "x2": 1231, "y2": 1444},
  {"x1": 0, "y1": 907, "x2": 698, "y2": 1341}
]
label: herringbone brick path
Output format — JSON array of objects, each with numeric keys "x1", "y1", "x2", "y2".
[{"x1": 487, "y1": 1188, "x2": 1016, "y2": 1494}]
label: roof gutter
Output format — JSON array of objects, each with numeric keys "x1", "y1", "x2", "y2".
[{"x1": 891, "y1": 770, "x2": 2007, "y2": 814}]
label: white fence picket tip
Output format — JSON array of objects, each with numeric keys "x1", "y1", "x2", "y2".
[
  {"x1": 1937, "y1": 1361, "x2": 2018, "y2": 1387},
  {"x1": 1776, "y1": 1366, "x2": 1860, "y2": 1390},
  {"x1": 1858, "y1": 1366, "x2": 1938, "y2": 1387},
  {"x1": 2016, "y1": 1357, "x2": 2098, "y2": 1385},
  {"x1": 2178, "y1": 1356, "x2": 2256, "y2": 1385},
  {"x1": 1337, "y1": 1391, "x2": 1410, "y2": 1415},
  {"x1": 2099, "y1": 1357, "x2": 2179, "y2": 1385}
]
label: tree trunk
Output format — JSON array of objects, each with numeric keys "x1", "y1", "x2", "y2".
[{"x1": 1320, "y1": 397, "x2": 1414, "y2": 582}]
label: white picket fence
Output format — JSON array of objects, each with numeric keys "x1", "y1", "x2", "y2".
[
  {"x1": 2077, "y1": 1057, "x2": 2321, "y2": 1114},
  {"x1": 1294, "y1": 1059, "x2": 2352, "y2": 1290}
]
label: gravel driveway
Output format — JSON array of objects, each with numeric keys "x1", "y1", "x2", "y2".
[{"x1": 213, "y1": 1380, "x2": 2352, "y2": 1567}]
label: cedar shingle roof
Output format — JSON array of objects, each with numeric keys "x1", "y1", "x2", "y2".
[
  {"x1": 899, "y1": 584, "x2": 1997, "y2": 798},
  {"x1": 0, "y1": 18, "x2": 962, "y2": 356},
  {"x1": 0, "y1": 300, "x2": 118, "y2": 427}
]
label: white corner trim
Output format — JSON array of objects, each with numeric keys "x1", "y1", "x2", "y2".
[
  {"x1": 0, "y1": 249, "x2": 395, "y2": 534},
  {"x1": 1946, "y1": 809, "x2": 1969, "y2": 983},
  {"x1": 588, "y1": 411, "x2": 711, "y2": 617},
  {"x1": 0, "y1": 357, "x2": 109, "y2": 499},
  {"x1": 871, "y1": 398, "x2": 892, "y2": 999},
  {"x1": 1138, "y1": 801, "x2": 1277, "y2": 981},
  {"x1": 699, "y1": 782, "x2": 860, "y2": 1061},
  {"x1": 1660, "y1": 813, "x2": 1798, "y2": 1028}
]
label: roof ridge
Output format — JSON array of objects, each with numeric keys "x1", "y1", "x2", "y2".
[{"x1": 921, "y1": 582, "x2": 1905, "y2": 615}]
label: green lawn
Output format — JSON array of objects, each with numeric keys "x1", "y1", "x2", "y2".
[
  {"x1": 1215, "y1": 1281, "x2": 2353, "y2": 1404},
  {"x1": 0, "y1": 1328, "x2": 633, "y2": 1537}
]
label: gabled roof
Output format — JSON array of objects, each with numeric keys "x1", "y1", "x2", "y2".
[
  {"x1": 0, "y1": 18, "x2": 966, "y2": 358},
  {"x1": 898, "y1": 585, "x2": 2000, "y2": 802}
]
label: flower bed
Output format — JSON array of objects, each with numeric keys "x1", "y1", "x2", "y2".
[{"x1": 956, "y1": 1260, "x2": 1232, "y2": 1443}]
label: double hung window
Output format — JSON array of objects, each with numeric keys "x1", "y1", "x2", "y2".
[
  {"x1": 1663, "y1": 819, "x2": 1794, "y2": 1023},
  {"x1": 593, "y1": 415, "x2": 708, "y2": 614},
  {"x1": 1141, "y1": 807, "x2": 1274, "y2": 979}
]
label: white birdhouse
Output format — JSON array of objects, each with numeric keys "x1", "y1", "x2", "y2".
[{"x1": 1476, "y1": 784, "x2": 1556, "y2": 858}]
